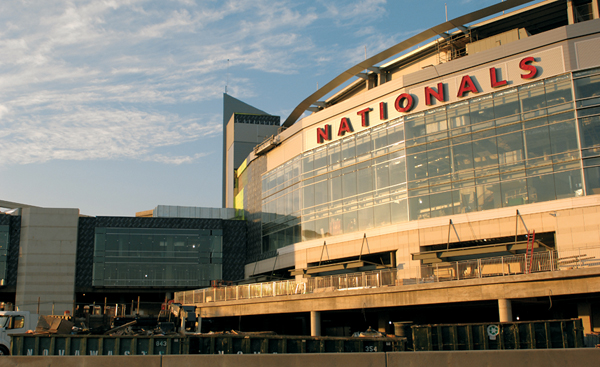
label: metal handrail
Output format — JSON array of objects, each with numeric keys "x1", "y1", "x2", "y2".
[{"x1": 174, "y1": 247, "x2": 600, "y2": 305}]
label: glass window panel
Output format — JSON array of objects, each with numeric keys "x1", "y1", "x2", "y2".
[
  {"x1": 548, "y1": 111, "x2": 575, "y2": 124},
  {"x1": 554, "y1": 169, "x2": 584, "y2": 199},
  {"x1": 545, "y1": 77, "x2": 573, "y2": 107},
  {"x1": 358, "y1": 206, "x2": 374, "y2": 231},
  {"x1": 387, "y1": 121, "x2": 405, "y2": 146},
  {"x1": 584, "y1": 166, "x2": 600, "y2": 195},
  {"x1": 376, "y1": 163, "x2": 390, "y2": 190},
  {"x1": 292, "y1": 157, "x2": 301, "y2": 182},
  {"x1": 574, "y1": 74, "x2": 600, "y2": 100},
  {"x1": 391, "y1": 197, "x2": 408, "y2": 223},
  {"x1": 276, "y1": 195, "x2": 285, "y2": 217},
  {"x1": 472, "y1": 137, "x2": 498, "y2": 169},
  {"x1": 283, "y1": 164, "x2": 292, "y2": 185},
  {"x1": 275, "y1": 168, "x2": 284, "y2": 190},
  {"x1": 427, "y1": 146, "x2": 451, "y2": 178},
  {"x1": 293, "y1": 188, "x2": 301, "y2": 214},
  {"x1": 477, "y1": 182, "x2": 502, "y2": 210},
  {"x1": 579, "y1": 115, "x2": 600, "y2": 149},
  {"x1": 527, "y1": 174, "x2": 556, "y2": 203},
  {"x1": 313, "y1": 148, "x2": 328, "y2": 175},
  {"x1": 523, "y1": 116, "x2": 547, "y2": 129},
  {"x1": 357, "y1": 166, "x2": 374, "y2": 195},
  {"x1": 524, "y1": 126, "x2": 552, "y2": 163},
  {"x1": 501, "y1": 179, "x2": 528, "y2": 207},
  {"x1": 356, "y1": 131, "x2": 371, "y2": 159},
  {"x1": 329, "y1": 215, "x2": 343, "y2": 236},
  {"x1": 577, "y1": 96, "x2": 600, "y2": 108},
  {"x1": 519, "y1": 83, "x2": 546, "y2": 112},
  {"x1": 425, "y1": 109, "x2": 448, "y2": 135},
  {"x1": 496, "y1": 122, "x2": 522, "y2": 135},
  {"x1": 496, "y1": 131, "x2": 525, "y2": 165},
  {"x1": 448, "y1": 102, "x2": 470, "y2": 129},
  {"x1": 342, "y1": 170, "x2": 357, "y2": 198},
  {"x1": 549, "y1": 121, "x2": 577, "y2": 154},
  {"x1": 409, "y1": 195, "x2": 430, "y2": 220},
  {"x1": 429, "y1": 191, "x2": 453, "y2": 218},
  {"x1": 496, "y1": 115, "x2": 521, "y2": 127},
  {"x1": 315, "y1": 217, "x2": 329, "y2": 238},
  {"x1": 579, "y1": 105, "x2": 600, "y2": 117},
  {"x1": 407, "y1": 146, "x2": 428, "y2": 180},
  {"x1": 302, "y1": 221, "x2": 316, "y2": 241},
  {"x1": 302, "y1": 152, "x2": 314, "y2": 175},
  {"x1": 573, "y1": 68, "x2": 600, "y2": 77},
  {"x1": 405, "y1": 114, "x2": 425, "y2": 140},
  {"x1": 314, "y1": 179, "x2": 328, "y2": 206},
  {"x1": 494, "y1": 88, "x2": 520, "y2": 119},
  {"x1": 372, "y1": 126, "x2": 388, "y2": 151},
  {"x1": 329, "y1": 174, "x2": 342, "y2": 202},
  {"x1": 389, "y1": 157, "x2": 406, "y2": 187},
  {"x1": 328, "y1": 142, "x2": 341, "y2": 170},
  {"x1": 451, "y1": 138, "x2": 474, "y2": 172},
  {"x1": 343, "y1": 211, "x2": 358, "y2": 233},
  {"x1": 470, "y1": 96, "x2": 495, "y2": 125},
  {"x1": 374, "y1": 202, "x2": 391, "y2": 227},
  {"x1": 302, "y1": 183, "x2": 315, "y2": 210},
  {"x1": 452, "y1": 187, "x2": 476, "y2": 214},
  {"x1": 341, "y1": 136, "x2": 356, "y2": 165}
]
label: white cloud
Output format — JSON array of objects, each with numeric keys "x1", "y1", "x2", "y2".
[
  {"x1": 0, "y1": 0, "x2": 408, "y2": 168},
  {"x1": 0, "y1": 107, "x2": 221, "y2": 166}
]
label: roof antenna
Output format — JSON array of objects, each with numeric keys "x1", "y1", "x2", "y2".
[
  {"x1": 225, "y1": 59, "x2": 230, "y2": 94},
  {"x1": 445, "y1": 3, "x2": 448, "y2": 22}
]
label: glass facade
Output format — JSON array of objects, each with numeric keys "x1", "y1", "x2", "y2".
[
  {"x1": 92, "y1": 227, "x2": 222, "y2": 287},
  {"x1": 575, "y1": 67, "x2": 600, "y2": 195},
  {"x1": 261, "y1": 72, "x2": 591, "y2": 253},
  {"x1": 0, "y1": 226, "x2": 7, "y2": 284}
]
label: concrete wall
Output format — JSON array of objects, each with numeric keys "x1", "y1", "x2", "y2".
[
  {"x1": 15, "y1": 207, "x2": 79, "y2": 315},
  {"x1": 2, "y1": 349, "x2": 599, "y2": 367}
]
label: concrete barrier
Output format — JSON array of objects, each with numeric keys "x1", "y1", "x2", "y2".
[
  {"x1": 387, "y1": 349, "x2": 600, "y2": 367},
  {"x1": 1, "y1": 349, "x2": 599, "y2": 367},
  {"x1": 161, "y1": 353, "x2": 385, "y2": 367},
  {"x1": 0, "y1": 355, "x2": 161, "y2": 367}
]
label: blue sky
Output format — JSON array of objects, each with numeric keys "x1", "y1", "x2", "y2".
[{"x1": 0, "y1": 0, "x2": 516, "y2": 216}]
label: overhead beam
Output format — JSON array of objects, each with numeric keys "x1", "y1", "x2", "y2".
[{"x1": 282, "y1": 0, "x2": 535, "y2": 127}]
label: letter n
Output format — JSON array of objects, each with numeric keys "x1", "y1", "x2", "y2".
[
  {"x1": 316, "y1": 124, "x2": 331, "y2": 144},
  {"x1": 425, "y1": 83, "x2": 445, "y2": 105}
]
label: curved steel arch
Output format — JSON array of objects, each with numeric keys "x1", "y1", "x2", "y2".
[{"x1": 282, "y1": 0, "x2": 535, "y2": 128}]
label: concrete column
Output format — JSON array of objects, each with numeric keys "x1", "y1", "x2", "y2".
[
  {"x1": 310, "y1": 311, "x2": 321, "y2": 336},
  {"x1": 593, "y1": 0, "x2": 600, "y2": 19},
  {"x1": 498, "y1": 299, "x2": 513, "y2": 322},
  {"x1": 16, "y1": 208, "x2": 79, "y2": 316},
  {"x1": 577, "y1": 302, "x2": 593, "y2": 335}
]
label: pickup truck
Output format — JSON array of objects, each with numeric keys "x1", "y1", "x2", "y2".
[{"x1": 0, "y1": 311, "x2": 38, "y2": 355}]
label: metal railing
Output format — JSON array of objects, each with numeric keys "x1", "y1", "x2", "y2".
[{"x1": 174, "y1": 247, "x2": 600, "y2": 305}]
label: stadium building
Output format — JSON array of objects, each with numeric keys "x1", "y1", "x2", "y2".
[
  {"x1": 1, "y1": 0, "x2": 600, "y2": 338},
  {"x1": 215, "y1": 0, "x2": 600, "y2": 335}
]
